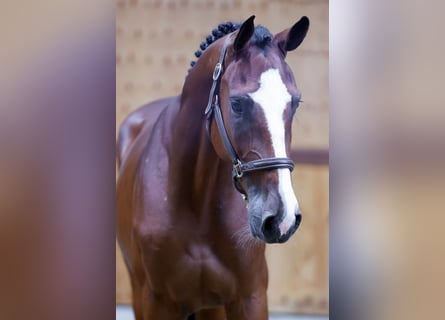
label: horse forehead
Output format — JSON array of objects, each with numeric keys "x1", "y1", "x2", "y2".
[
  {"x1": 227, "y1": 51, "x2": 286, "y2": 89},
  {"x1": 248, "y1": 68, "x2": 291, "y2": 107}
]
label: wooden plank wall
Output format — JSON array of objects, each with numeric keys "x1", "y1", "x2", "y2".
[{"x1": 116, "y1": 0, "x2": 328, "y2": 315}]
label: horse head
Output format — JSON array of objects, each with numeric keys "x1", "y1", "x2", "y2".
[{"x1": 190, "y1": 16, "x2": 309, "y2": 244}]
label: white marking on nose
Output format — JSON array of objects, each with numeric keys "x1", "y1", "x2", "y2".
[{"x1": 248, "y1": 69, "x2": 299, "y2": 236}]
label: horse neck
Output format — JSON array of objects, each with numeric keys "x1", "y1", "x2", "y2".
[{"x1": 169, "y1": 63, "x2": 233, "y2": 209}]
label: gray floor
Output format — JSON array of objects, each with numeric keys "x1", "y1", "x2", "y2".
[{"x1": 116, "y1": 305, "x2": 328, "y2": 320}]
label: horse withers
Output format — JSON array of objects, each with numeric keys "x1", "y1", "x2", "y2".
[{"x1": 117, "y1": 15, "x2": 309, "y2": 320}]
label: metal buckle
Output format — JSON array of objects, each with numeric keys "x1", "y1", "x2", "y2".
[
  {"x1": 233, "y1": 159, "x2": 243, "y2": 179},
  {"x1": 213, "y1": 62, "x2": 222, "y2": 80},
  {"x1": 213, "y1": 95, "x2": 219, "y2": 107}
]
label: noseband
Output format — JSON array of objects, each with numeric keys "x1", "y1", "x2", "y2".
[{"x1": 204, "y1": 35, "x2": 295, "y2": 199}]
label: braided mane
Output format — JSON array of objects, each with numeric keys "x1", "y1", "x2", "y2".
[
  {"x1": 190, "y1": 21, "x2": 240, "y2": 68},
  {"x1": 189, "y1": 21, "x2": 274, "y2": 69}
]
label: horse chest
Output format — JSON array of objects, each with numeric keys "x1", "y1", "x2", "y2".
[{"x1": 149, "y1": 241, "x2": 238, "y2": 308}]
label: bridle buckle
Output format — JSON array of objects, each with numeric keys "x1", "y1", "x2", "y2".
[
  {"x1": 233, "y1": 159, "x2": 243, "y2": 179},
  {"x1": 213, "y1": 62, "x2": 222, "y2": 81}
]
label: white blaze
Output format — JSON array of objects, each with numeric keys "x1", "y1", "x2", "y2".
[{"x1": 248, "y1": 68, "x2": 299, "y2": 236}]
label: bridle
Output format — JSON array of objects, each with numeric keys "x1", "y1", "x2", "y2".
[{"x1": 204, "y1": 34, "x2": 295, "y2": 199}]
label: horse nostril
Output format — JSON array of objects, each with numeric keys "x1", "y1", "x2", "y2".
[
  {"x1": 295, "y1": 212, "x2": 302, "y2": 229},
  {"x1": 261, "y1": 215, "x2": 275, "y2": 236}
]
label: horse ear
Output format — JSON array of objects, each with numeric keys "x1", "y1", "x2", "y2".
[
  {"x1": 233, "y1": 15, "x2": 255, "y2": 52},
  {"x1": 274, "y1": 16, "x2": 310, "y2": 55}
]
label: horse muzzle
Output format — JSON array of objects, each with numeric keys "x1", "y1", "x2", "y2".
[{"x1": 250, "y1": 207, "x2": 302, "y2": 244}]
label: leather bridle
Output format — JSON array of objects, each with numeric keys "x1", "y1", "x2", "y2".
[{"x1": 204, "y1": 34, "x2": 295, "y2": 199}]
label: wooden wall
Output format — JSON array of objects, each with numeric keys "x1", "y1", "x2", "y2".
[{"x1": 116, "y1": 0, "x2": 328, "y2": 315}]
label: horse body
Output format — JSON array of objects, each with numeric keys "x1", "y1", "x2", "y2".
[
  {"x1": 117, "y1": 16, "x2": 309, "y2": 319},
  {"x1": 117, "y1": 95, "x2": 268, "y2": 319}
]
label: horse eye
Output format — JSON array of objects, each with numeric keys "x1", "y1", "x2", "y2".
[
  {"x1": 231, "y1": 101, "x2": 243, "y2": 114},
  {"x1": 230, "y1": 97, "x2": 245, "y2": 114}
]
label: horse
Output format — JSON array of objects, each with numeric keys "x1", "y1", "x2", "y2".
[{"x1": 116, "y1": 15, "x2": 310, "y2": 320}]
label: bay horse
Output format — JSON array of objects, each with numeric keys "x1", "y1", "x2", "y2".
[{"x1": 117, "y1": 15, "x2": 310, "y2": 320}]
